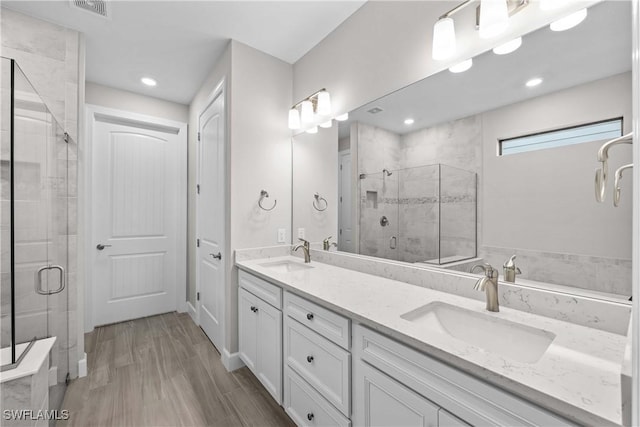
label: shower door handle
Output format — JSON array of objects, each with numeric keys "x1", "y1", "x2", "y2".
[
  {"x1": 35, "y1": 265, "x2": 66, "y2": 295},
  {"x1": 389, "y1": 236, "x2": 397, "y2": 249}
]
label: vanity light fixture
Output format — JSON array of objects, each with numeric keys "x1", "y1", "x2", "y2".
[
  {"x1": 141, "y1": 77, "x2": 157, "y2": 87},
  {"x1": 492, "y1": 37, "x2": 522, "y2": 55},
  {"x1": 336, "y1": 113, "x2": 349, "y2": 121},
  {"x1": 320, "y1": 120, "x2": 333, "y2": 129},
  {"x1": 306, "y1": 126, "x2": 318, "y2": 134},
  {"x1": 525, "y1": 77, "x2": 543, "y2": 87},
  {"x1": 550, "y1": 8, "x2": 587, "y2": 32},
  {"x1": 404, "y1": 118, "x2": 415, "y2": 125},
  {"x1": 288, "y1": 88, "x2": 333, "y2": 130},
  {"x1": 479, "y1": 0, "x2": 510, "y2": 39},
  {"x1": 539, "y1": 0, "x2": 568, "y2": 11},
  {"x1": 431, "y1": 0, "x2": 529, "y2": 60},
  {"x1": 449, "y1": 58, "x2": 473, "y2": 73}
]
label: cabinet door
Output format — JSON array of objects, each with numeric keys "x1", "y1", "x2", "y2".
[
  {"x1": 256, "y1": 298, "x2": 283, "y2": 404},
  {"x1": 438, "y1": 409, "x2": 471, "y2": 427},
  {"x1": 354, "y1": 361, "x2": 439, "y2": 427},
  {"x1": 238, "y1": 288, "x2": 258, "y2": 372}
]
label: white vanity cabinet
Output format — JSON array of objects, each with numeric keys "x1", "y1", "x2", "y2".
[
  {"x1": 238, "y1": 271, "x2": 283, "y2": 404},
  {"x1": 283, "y1": 291, "x2": 352, "y2": 426},
  {"x1": 353, "y1": 324, "x2": 574, "y2": 427}
]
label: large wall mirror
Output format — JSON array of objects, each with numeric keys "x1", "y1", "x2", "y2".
[{"x1": 292, "y1": 1, "x2": 633, "y2": 300}]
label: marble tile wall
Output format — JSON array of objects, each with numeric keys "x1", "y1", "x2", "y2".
[
  {"x1": 0, "y1": 354, "x2": 49, "y2": 427},
  {"x1": 1, "y1": 8, "x2": 80, "y2": 377}
]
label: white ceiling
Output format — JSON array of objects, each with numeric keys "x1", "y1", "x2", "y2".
[
  {"x1": 3, "y1": 0, "x2": 366, "y2": 104},
  {"x1": 340, "y1": 1, "x2": 631, "y2": 139}
]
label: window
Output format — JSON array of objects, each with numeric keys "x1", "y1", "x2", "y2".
[{"x1": 499, "y1": 118, "x2": 623, "y2": 156}]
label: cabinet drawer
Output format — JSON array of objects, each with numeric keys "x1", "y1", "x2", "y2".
[
  {"x1": 353, "y1": 324, "x2": 574, "y2": 427},
  {"x1": 284, "y1": 367, "x2": 351, "y2": 427},
  {"x1": 239, "y1": 270, "x2": 282, "y2": 309},
  {"x1": 285, "y1": 291, "x2": 350, "y2": 349},
  {"x1": 285, "y1": 317, "x2": 351, "y2": 416}
]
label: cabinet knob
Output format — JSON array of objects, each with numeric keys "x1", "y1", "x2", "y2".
[
  {"x1": 306, "y1": 355, "x2": 314, "y2": 363},
  {"x1": 306, "y1": 313, "x2": 314, "y2": 320},
  {"x1": 307, "y1": 413, "x2": 314, "y2": 421}
]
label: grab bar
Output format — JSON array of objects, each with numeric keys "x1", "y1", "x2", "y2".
[
  {"x1": 595, "y1": 132, "x2": 633, "y2": 202},
  {"x1": 614, "y1": 163, "x2": 633, "y2": 207}
]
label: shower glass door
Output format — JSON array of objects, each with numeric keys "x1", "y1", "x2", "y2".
[{"x1": 9, "y1": 58, "x2": 69, "y2": 409}]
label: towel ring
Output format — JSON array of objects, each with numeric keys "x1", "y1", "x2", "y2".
[
  {"x1": 313, "y1": 193, "x2": 328, "y2": 211},
  {"x1": 259, "y1": 190, "x2": 277, "y2": 211}
]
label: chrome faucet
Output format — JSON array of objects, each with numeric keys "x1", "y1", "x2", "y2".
[
  {"x1": 293, "y1": 238, "x2": 311, "y2": 263},
  {"x1": 471, "y1": 263, "x2": 499, "y2": 312},
  {"x1": 503, "y1": 255, "x2": 522, "y2": 283},
  {"x1": 322, "y1": 236, "x2": 337, "y2": 251}
]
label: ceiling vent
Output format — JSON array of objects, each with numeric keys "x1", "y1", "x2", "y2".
[
  {"x1": 367, "y1": 107, "x2": 383, "y2": 114},
  {"x1": 71, "y1": 0, "x2": 110, "y2": 18}
]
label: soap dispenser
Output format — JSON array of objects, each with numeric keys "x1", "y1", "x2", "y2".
[{"x1": 503, "y1": 255, "x2": 522, "y2": 283}]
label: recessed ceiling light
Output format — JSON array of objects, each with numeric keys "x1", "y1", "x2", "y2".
[
  {"x1": 525, "y1": 77, "x2": 543, "y2": 87},
  {"x1": 550, "y1": 9, "x2": 587, "y2": 32},
  {"x1": 404, "y1": 118, "x2": 415, "y2": 125},
  {"x1": 492, "y1": 37, "x2": 522, "y2": 55},
  {"x1": 448, "y1": 58, "x2": 473, "y2": 73},
  {"x1": 141, "y1": 77, "x2": 157, "y2": 87}
]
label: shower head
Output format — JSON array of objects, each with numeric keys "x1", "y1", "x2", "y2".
[{"x1": 383, "y1": 169, "x2": 392, "y2": 176}]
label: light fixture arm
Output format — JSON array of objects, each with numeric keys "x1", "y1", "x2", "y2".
[
  {"x1": 291, "y1": 88, "x2": 328, "y2": 110},
  {"x1": 439, "y1": 0, "x2": 475, "y2": 20}
]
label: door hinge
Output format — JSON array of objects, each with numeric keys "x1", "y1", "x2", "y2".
[
  {"x1": 340, "y1": 165, "x2": 342, "y2": 170},
  {"x1": 340, "y1": 196, "x2": 343, "y2": 202},
  {"x1": 197, "y1": 238, "x2": 200, "y2": 247},
  {"x1": 197, "y1": 184, "x2": 200, "y2": 194},
  {"x1": 340, "y1": 229, "x2": 343, "y2": 235},
  {"x1": 197, "y1": 292, "x2": 200, "y2": 301},
  {"x1": 197, "y1": 132, "x2": 201, "y2": 141},
  {"x1": 64, "y1": 132, "x2": 69, "y2": 143}
]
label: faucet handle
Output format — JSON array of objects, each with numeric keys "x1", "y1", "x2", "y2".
[{"x1": 323, "y1": 236, "x2": 332, "y2": 243}]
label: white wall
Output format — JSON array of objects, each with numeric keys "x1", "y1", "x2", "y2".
[
  {"x1": 293, "y1": 126, "x2": 339, "y2": 244},
  {"x1": 86, "y1": 82, "x2": 188, "y2": 123},
  {"x1": 293, "y1": 1, "x2": 597, "y2": 121},
  {"x1": 482, "y1": 72, "x2": 632, "y2": 259}
]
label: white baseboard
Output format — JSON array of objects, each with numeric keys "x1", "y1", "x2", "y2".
[
  {"x1": 78, "y1": 353, "x2": 87, "y2": 378},
  {"x1": 222, "y1": 349, "x2": 245, "y2": 372},
  {"x1": 187, "y1": 301, "x2": 198, "y2": 324}
]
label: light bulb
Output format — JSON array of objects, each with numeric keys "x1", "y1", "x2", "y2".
[
  {"x1": 550, "y1": 9, "x2": 587, "y2": 32},
  {"x1": 300, "y1": 100, "x2": 314, "y2": 123},
  {"x1": 525, "y1": 77, "x2": 543, "y2": 87},
  {"x1": 432, "y1": 17, "x2": 456, "y2": 60},
  {"x1": 320, "y1": 120, "x2": 332, "y2": 128},
  {"x1": 479, "y1": 0, "x2": 509, "y2": 39},
  {"x1": 288, "y1": 108, "x2": 300, "y2": 130},
  {"x1": 141, "y1": 77, "x2": 157, "y2": 87},
  {"x1": 492, "y1": 37, "x2": 522, "y2": 55},
  {"x1": 317, "y1": 90, "x2": 331, "y2": 116},
  {"x1": 540, "y1": 0, "x2": 568, "y2": 11},
  {"x1": 404, "y1": 118, "x2": 415, "y2": 125},
  {"x1": 306, "y1": 126, "x2": 318, "y2": 134},
  {"x1": 448, "y1": 58, "x2": 473, "y2": 73},
  {"x1": 335, "y1": 113, "x2": 349, "y2": 121}
]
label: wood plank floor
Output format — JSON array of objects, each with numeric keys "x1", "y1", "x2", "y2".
[{"x1": 59, "y1": 312, "x2": 296, "y2": 427}]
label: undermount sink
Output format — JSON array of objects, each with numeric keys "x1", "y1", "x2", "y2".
[
  {"x1": 401, "y1": 302, "x2": 555, "y2": 363},
  {"x1": 258, "y1": 260, "x2": 314, "y2": 273}
]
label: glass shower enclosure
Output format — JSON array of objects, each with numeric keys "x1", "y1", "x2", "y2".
[
  {"x1": 359, "y1": 163, "x2": 477, "y2": 265},
  {"x1": 1, "y1": 57, "x2": 70, "y2": 411}
]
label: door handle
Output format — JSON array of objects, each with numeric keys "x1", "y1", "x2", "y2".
[
  {"x1": 35, "y1": 265, "x2": 66, "y2": 295},
  {"x1": 210, "y1": 252, "x2": 222, "y2": 260},
  {"x1": 96, "y1": 244, "x2": 112, "y2": 250}
]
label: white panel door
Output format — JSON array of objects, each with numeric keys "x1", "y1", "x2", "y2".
[
  {"x1": 197, "y1": 92, "x2": 225, "y2": 351},
  {"x1": 338, "y1": 151, "x2": 354, "y2": 252},
  {"x1": 92, "y1": 116, "x2": 183, "y2": 326}
]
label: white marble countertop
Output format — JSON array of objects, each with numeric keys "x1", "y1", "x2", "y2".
[
  {"x1": 237, "y1": 255, "x2": 627, "y2": 427},
  {"x1": 1, "y1": 337, "x2": 56, "y2": 383}
]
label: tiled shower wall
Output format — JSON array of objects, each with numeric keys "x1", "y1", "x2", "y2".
[{"x1": 1, "y1": 7, "x2": 82, "y2": 377}]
